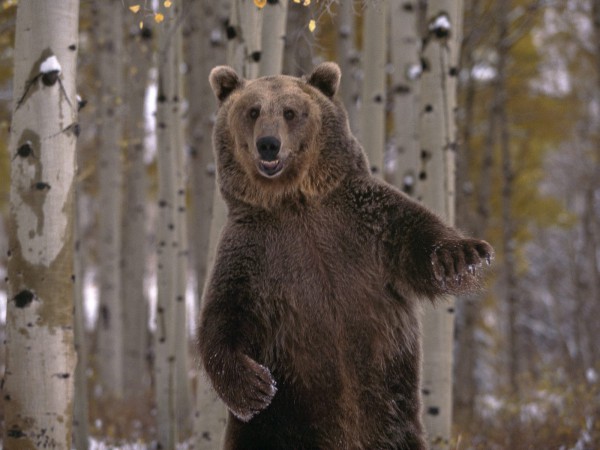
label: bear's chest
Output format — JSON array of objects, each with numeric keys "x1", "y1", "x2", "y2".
[
  {"x1": 259, "y1": 209, "x2": 379, "y2": 305},
  {"x1": 249, "y1": 207, "x2": 413, "y2": 362}
]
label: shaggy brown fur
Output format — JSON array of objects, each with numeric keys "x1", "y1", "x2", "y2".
[{"x1": 199, "y1": 62, "x2": 493, "y2": 450}]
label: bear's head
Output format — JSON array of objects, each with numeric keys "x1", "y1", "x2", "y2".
[{"x1": 209, "y1": 62, "x2": 368, "y2": 209}]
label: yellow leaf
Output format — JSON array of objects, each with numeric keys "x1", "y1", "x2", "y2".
[
  {"x1": 164, "y1": 0, "x2": 172, "y2": 7},
  {"x1": 129, "y1": 4, "x2": 140, "y2": 13},
  {"x1": 303, "y1": 0, "x2": 311, "y2": 5},
  {"x1": 2, "y1": 0, "x2": 17, "y2": 9},
  {"x1": 254, "y1": 0, "x2": 266, "y2": 8},
  {"x1": 308, "y1": 19, "x2": 316, "y2": 32},
  {"x1": 155, "y1": 12, "x2": 164, "y2": 23},
  {"x1": 293, "y1": 0, "x2": 301, "y2": 2},
  {"x1": 139, "y1": 20, "x2": 144, "y2": 29}
]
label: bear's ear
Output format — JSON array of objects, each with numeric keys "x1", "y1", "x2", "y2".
[
  {"x1": 306, "y1": 62, "x2": 341, "y2": 98},
  {"x1": 209, "y1": 66, "x2": 244, "y2": 103}
]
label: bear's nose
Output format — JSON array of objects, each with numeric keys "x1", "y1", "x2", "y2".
[{"x1": 256, "y1": 136, "x2": 281, "y2": 161}]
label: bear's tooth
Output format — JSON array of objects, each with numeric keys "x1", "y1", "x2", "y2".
[{"x1": 261, "y1": 160, "x2": 279, "y2": 169}]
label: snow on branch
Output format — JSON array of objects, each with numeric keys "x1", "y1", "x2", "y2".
[
  {"x1": 429, "y1": 13, "x2": 451, "y2": 39},
  {"x1": 40, "y1": 55, "x2": 62, "y2": 74}
]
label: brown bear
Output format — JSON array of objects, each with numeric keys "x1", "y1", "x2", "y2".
[{"x1": 198, "y1": 62, "x2": 493, "y2": 450}]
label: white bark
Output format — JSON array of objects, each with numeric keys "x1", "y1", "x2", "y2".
[
  {"x1": 4, "y1": 1, "x2": 79, "y2": 448},
  {"x1": 259, "y1": 0, "x2": 288, "y2": 76},
  {"x1": 186, "y1": 0, "x2": 225, "y2": 318},
  {"x1": 389, "y1": 0, "x2": 422, "y2": 196},
  {"x1": 186, "y1": 1, "x2": 230, "y2": 447},
  {"x1": 96, "y1": 0, "x2": 125, "y2": 399},
  {"x1": 228, "y1": 0, "x2": 263, "y2": 78},
  {"x1": 155, "y1": 4, "x2": 192, "y2": 446},
  {"x1": 122, "y1": 22, "x2": 152, "y2": 403},
  {"x1": 419, "y1": 0, "x2": 463, "y2": 448},
  {"x1": 173, "y1": 29, "x2": 193, "y2": 435},
  {"x1": 282, "y1": 1, "x2": 315, "y2": 76},
  {"x1": 73, "y1": 192, "x2": 90, "y2": 450},
  {"x1": 155, "y1": 85, "x2": 178, "y2": 450},
  {"x1": 359, "y1": 0, "x2": 388, "y2": 176},
  {"x1": 337, "y1": 0, "x2": 359, "y2": 134},
  {"x1": 453, "y1": 0, "x2": 486, "y2": 424}
]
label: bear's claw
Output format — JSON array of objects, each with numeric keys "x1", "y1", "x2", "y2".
[
  {"x1": 225, "y1": 354, "x2": 277, "y2": 422},
  {"x1": 431, "y1": 239, "x2": 494, "y2": 291}
]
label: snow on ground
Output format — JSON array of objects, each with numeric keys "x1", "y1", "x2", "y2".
[{"x1": 89, "y1": 438, "x2": 194, "y2": 450}]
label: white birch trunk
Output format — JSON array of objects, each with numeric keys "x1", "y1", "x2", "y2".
[
  {"x1": 453, "y1": 0, "x2": 485, "y2": 422},
  {"x1": 359, "y1": 0, "x2": 388, "y2": 175},
  {"x1": 337, "y1": 0, "x2": 359, "y2": 134},
  {"x1": 4, "y1": 1, "x2": 79, "y2": 448},
  {"x1": 73, "y1": 191, "x2": 90, "y2": 450},
  {"x1": 282, "y1": 1, "x2": 315, "y2": 76},
  {"x1": 259, "y1": 0, "x2": 288, "y2": 76},
  {"x1": 121, "y1": 22, "x2": 152, "y2": 404},
  {"x1": 96, "y1": 0, "x2": 125, "y2": 399},
  {"x1": 173, "y1": 24, "x2": 193, "y2": 435},
  {"x1": 155, "y1": 3, "x2": 192, "y2": 446},
  {"x1": 186, "y1": 1, "x2": 231, "y2": 446},
  {"x1": 155, "y1": 81, "x2": 178, "y2": 450},
  {"x1": 228, "y1": 0, "x2": 263, "y2": 78},
  {"x1": 186, "y1": 0, "x2": 227, "y2": 320},
  {"x1": 419, "y1": 0, "x2": 463, "y2": 448},
  {"x1": 389, "y1": 0, "x2": 422, "y2": 196}
]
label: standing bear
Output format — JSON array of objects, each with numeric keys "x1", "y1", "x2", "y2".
[{"x1": 198, "y1": 62, "x2": 493, "y2": 450}]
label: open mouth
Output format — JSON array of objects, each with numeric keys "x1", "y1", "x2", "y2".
[{"x1": 258, "y1": 159, "x2": 284, "y2": 177}]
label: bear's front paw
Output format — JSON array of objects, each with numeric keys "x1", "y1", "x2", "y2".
[
  {"x1": 222, "y1": 354, "x2": 277, "y2": 422},
  {"x1": 431, "y1": 239, "x2": 494, "y2": 291}
]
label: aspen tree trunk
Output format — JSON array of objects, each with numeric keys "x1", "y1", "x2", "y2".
[
  {"x1": 155, "y1": 3, "x2": 192, "y2": 447},
  {"x1": 419, "y1": 0, "x2": 463, "y2": 448},
  {"x1": 73, "y1": 191, "x2": 90, "y2": 450},
  {"x1": 259, "y1": 0, "x2": 288, "y2": 76},
  {"x1": 121, "y1": 22, "x2": 152, "y2": 406},
  {"x1": 389, "y1": 0, "x2": 422, "y2": 196},
  {"x1": 186, "y1": 0, "x2": 227, "y2": 323},
  {"x1": 494, "y1": 4, "x2": 521, "y2": 438},
  {"x1": 155, "y1": 77, "x2": 178, "y2": 450},
  {"x1": 172, "y1": 22, "x2": 193, "y2": 437},
  {"x1": 96, "y1": 0, "x2": 125, "y2": 399},
  {"x1": 283, "y1": 1, "x2": 315, "y2": 76},
  {"x1": 359, "y1": 0, "x2": 388, "y2": 175},
  {"x1": 185, "y1": 2, "x2": 230, "y2": 445},
  {"x1": 228, "y1": 0, "x2": 263, "y2": 78},
  {"x1": 454, "y1": 0, "x2": 486, "y2": 426},
  {"x1": 4, "y1": 1, "x2": 79, "y2": 448},
  {"x1": 337, "y1": 0, "x2": 359, "y2": 134}
]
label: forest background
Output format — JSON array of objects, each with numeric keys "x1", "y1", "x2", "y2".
[{"x1": 0, "y1": 0, "x2": 599, "y2": 449}]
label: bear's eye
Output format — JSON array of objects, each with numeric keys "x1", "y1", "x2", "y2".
[
  {"x1": 249, "y1": 108, "x2": 260, "y2": 120},
  {"x1": 283, "y1": 109, "x2": 296, "y2": 121}
]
